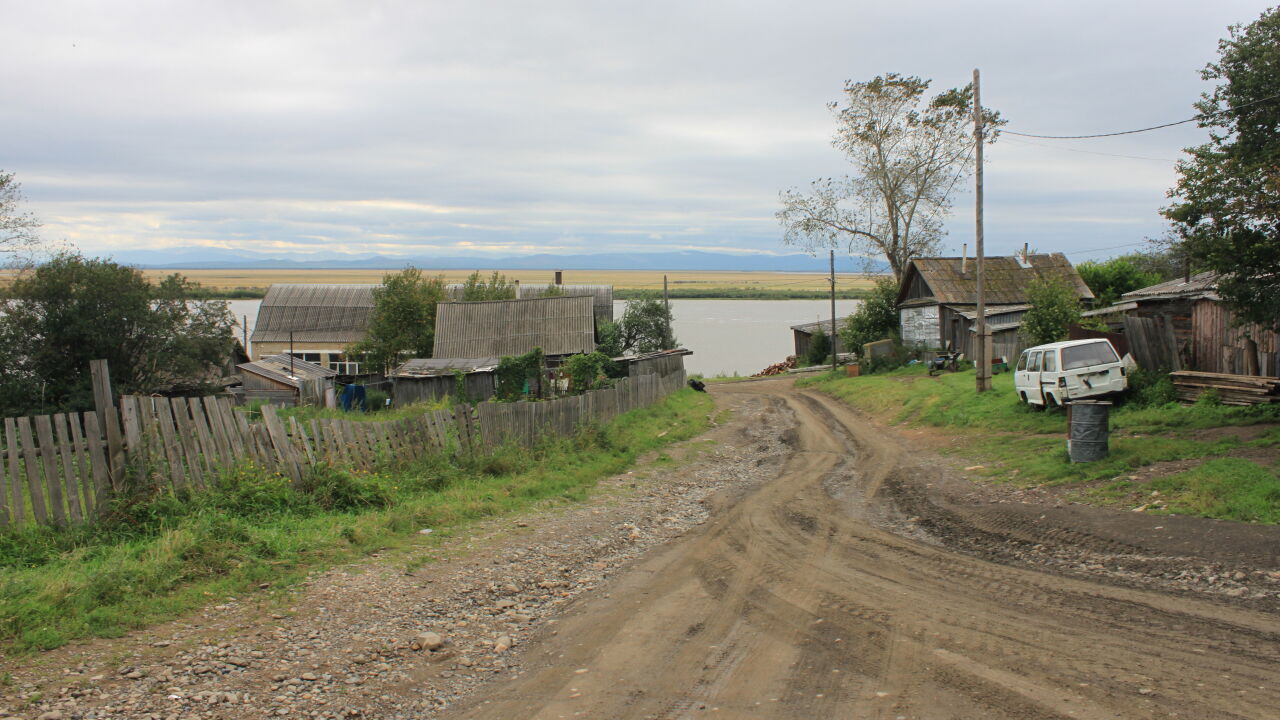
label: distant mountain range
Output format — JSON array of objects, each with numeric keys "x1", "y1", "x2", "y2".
[{"x1": 107, "y1": 248, "x2": 888, "y2": 274}]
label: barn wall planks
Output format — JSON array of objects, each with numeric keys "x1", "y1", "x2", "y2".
[{"x1": 0, "y1": 365, "x2": 687, "y2": 528}]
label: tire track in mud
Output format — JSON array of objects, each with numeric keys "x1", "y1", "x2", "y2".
[{"x1": 444, "y1": 379, "x2": 1280, "y2": 720}]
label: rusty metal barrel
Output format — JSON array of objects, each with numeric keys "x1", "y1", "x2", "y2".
[{"x1": 1067, "y1": 400, "x2": 1111, "y2": 463}]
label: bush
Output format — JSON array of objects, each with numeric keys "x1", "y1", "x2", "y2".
[
  {"x1": 840, "y1": 276, "x2": 900, "y2": 358},
  {"x1": 1021, "y1": 276, "x2": 1082, "y2": 346},
  {"x1": 562, "y1": 352, "x2": 617, "y2": 393},
  {"x1": 1125, "y1": 367, "x2": 1177, "y2": 408},
  {"x1": 806, "y1": 329, "x2": 833, "y2": 366}
]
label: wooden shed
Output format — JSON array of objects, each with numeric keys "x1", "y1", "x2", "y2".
[
  {"x1": 250, "y1": 284, "x2": 375, "y2": 375},
  {"x1": 433, "y1": 295, "x2": 597, "y2": 359},
  {"x1": 896, "y1": 253, "x2": 1093, "y2": 351},
  {"x1": 1089, "y1": 272, "x2": 1279, "y2": 376},
  {"x1": 236, "y1": 353, "x2": 337, "y2": 406},
  {"x1": 390, "y1": 357, "x2": 501, "y2": 405},
  {"x1": 790, "y1": 317, "x2": 849, "y2": 359},
  {"x1": 614, "y1": 348, "x2": 692, "y2": 378}
]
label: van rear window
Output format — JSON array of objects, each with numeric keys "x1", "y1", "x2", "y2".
[{"x1": 1062, "y1": 342, "x2": 1119, "y2": 370}]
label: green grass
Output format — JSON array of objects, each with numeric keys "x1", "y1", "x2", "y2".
[
  {"x1": 1093, "y1": 458, "x2": 1280, "y2": 523},
  {"x1": 799, "y1": 366, "x2": 1280, "y2": 520},
  {"x1": 0, "y1": 389, "x2": 713, "y2": 654}
]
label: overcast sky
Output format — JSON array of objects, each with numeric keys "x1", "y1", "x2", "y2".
[{"x1": 1, "y1": 1, "x2": 1272, "y2": 266}]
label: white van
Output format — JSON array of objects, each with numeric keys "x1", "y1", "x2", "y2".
[{"x1": 1014, "y1": 339, "x2": 1127, "y2": 407}]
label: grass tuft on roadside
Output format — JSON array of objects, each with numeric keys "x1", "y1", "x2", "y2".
[
  {"x1": 800, "y1": 365, "x2": 1280, "y2": 523},
  {"x1": 0, "y1": 389, "x2": 713, "y2": 654}
]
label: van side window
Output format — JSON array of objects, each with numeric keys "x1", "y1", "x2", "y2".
[
  {"x1": 1043, "y1": 352, "x2": 1057, "y2": 372},
  {"x1": 1062, "y1": 341, "x2": 1120, "y2": 370},
  {"x1": 1016, "y1": 352, "x2": 1028, "y2": 371},
  {"x1": 1028, "y1": 351, "x2": 1042, "y2": 372}
]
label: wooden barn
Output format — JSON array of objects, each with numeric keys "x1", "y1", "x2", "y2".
[
  {"x1": 790, "y1": 317, "x2": 849, "y2": 359},
  {"x1": 235, "y1": 353, "x2": 337, "y2": 406},
  {"x1": 433, "y1": 295, "x2": 597, "y2": 360},
  {"x1": 896, "y1": 253, "x2": 1093, "y2": 356},
  {"x1": 389, "y1": 357, "x2": 501, "y2": 405},
  {"x1": 614, "y1": 348, "x2": 693, "y2": 378},
  {"x1": 250, "y1": 284, "x2": 375, "y2": 375},
  {"x1": 1087, "y1": 272, "x2": 1280, "y2": 376}
]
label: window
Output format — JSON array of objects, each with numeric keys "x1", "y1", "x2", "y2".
[
  {"x1": 1062, "y1": 342, "x2": 1119, "y2": 370},
  {"x1": 1028, "y1": 351, "x2": 1042, "y2": 372},
  {"x1": 1016, "y1": 352, "x2": 1028, "y2": 371},
  {"x1": 286, "y1": 352, "x2": 322, "y2": 364},
  {"x1": 1043, "y1": 352, "x2": 1057, "y2": 372}
]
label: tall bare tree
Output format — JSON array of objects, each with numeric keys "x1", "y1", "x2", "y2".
[
  {"x1": 0, "y1": 170, "x2": 41, "y2": 261},
  {"x1": 778, "y1": 74, "x2": 1001, "y2": 281}
]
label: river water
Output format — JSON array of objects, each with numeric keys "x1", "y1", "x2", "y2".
[{"x1": 226, "y1": 298, "x2": 864, "y2": 377}]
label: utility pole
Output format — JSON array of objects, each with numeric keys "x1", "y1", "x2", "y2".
[
  {"x1": 974, "y1": 68, "x2": 991, "y2": 392},
  {"x1": 242, "y1": 314, "x2": 249, "y2": 357},
  {"x1": 290, "y1": 331, "x2": 295, "y2": 378},
  {"x1": 663, "y1": 274, "x2": 671, "y2": 349},
  {"x1": 829, "y1": 249, "x2": 837, "y2": 372}
]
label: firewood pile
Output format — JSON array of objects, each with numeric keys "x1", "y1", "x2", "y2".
[
  {"x1": 754, "y1": 356, "x2": 797, "y2": 377},
  {"x1": 1170, "y1": 371, "x2": 1280, "y2": 406}
]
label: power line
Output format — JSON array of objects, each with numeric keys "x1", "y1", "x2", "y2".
[
  {"x1": 1002, "y1": 136, "x2": 1179, "y2": 163},
  {"x1": 1002, "y1": 90, "x2": 1280, "y2": 140}
]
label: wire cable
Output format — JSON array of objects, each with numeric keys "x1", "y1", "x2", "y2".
[{"x1": 1002, "y1": 90, "x2": 1280, "y2": 140}]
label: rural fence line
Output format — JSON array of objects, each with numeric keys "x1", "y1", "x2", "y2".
[{"x1": 0, "y1": 368, "x2": 687, "y2": 529}]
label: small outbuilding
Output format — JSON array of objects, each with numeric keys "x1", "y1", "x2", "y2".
[
  {"x1": 390, "y1": 357, "x2": 501, "y2": 405},
  {"x1": 1087, "y1": 272, "x2": 1279, "y2": 376},
  {"x1": 236, "y1": 353, "x2": 338, "y2": 406},
  {"x1": 790, "y1": 318, "x2": 849, "y2": 359}
]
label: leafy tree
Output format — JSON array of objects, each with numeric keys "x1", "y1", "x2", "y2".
[
  {"x1": 1021, "y1": 276, "x2": 1082, "y2": 346},
  {"x1": 840, "y1": 276, "x2": 901, "y2": 357},
  {"x1": 1163, "y1": 8, "x2": 1280, "y2": 328},
  {"x1": 460, "y1": 270, "x2": 515, "y2": 301},
  {"x1": 0, "y1": 170, "x2": 40, "y2": 261},
  {"x1": 805, "y1": 328, "x2": 832, "y2": 366},
  {"x1": 617, "y1": 294, "x2": 676, "y2": 353},
  {"x1": 595, "y1": 319, "x2": 624, "y2": 357},
  {"x1": 0, "y1": 253, "x2": 234, "y2": 415},
  {"x1": 495, "y1": 348, "x2": 544, "y2": 401},
  {"x1": 1076, "y1": 256, "x2": 1162, "y2": 307},
  {"x1": 348, "y1": 267, "x2": 446, "y2": 372},
  {"x1": 778, "y1": 74, "x2": 1003, "y2": 281}
]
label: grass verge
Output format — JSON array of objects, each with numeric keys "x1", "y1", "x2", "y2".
[
  {"x1": 799, "y1": 366, "x2": 1280, "y2": 522},
  {"x1": 0, "y1": 389, "x2": 713, "y2": 654}
]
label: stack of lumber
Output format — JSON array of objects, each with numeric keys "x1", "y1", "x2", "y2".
[
  {"x1": 754, "y1": 356, "x2": 797, "y2": 377},
  {"x1": 1170, "y1": 371, "x2": 1280, "y2": 405}
]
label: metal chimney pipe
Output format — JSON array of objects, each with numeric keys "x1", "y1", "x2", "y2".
[
  {"x1": 961, "y1": 243, "x2": 968, "y2": 274},
  {"x1": 554, "y1": 270, "x2": 563, "y2": 285}
]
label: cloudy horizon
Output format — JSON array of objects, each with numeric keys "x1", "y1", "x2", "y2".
[{"x1": 2, "y1": 0, "x2": 1271, "y2": 267}]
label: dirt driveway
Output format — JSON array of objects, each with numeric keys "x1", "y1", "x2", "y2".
[{"x1": 444, "y1": 379, "x2": 1280, "y2": 720}]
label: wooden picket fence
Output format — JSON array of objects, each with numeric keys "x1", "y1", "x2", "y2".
[{"x1": 0, "y1": 368, "x2": 687, "y2": 529}]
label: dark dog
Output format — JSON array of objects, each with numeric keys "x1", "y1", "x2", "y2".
[{"x1": 687, "y1": 378, "x2": 707, "y2": 392}]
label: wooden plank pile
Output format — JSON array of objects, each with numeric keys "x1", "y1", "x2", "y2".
[{"x1": 1170, "y1": 371, "x2": 1280, "y2": 406}]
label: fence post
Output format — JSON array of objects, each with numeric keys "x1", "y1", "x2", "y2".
[{"x1": 90, "y1": 359, "x2": 127, "y2": 492}]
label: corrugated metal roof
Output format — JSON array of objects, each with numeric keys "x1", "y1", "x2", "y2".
[
  {"x1": 897, "y1": 254, "x2": 1094, "y2": 307},
  {"x1": 251, "y1": 284, "x2": 376, "y2": 344},
  {"x1": 390, "y1": 357, "x2": 502, "y2": 378},
  {"x1": 1120, "y1": 271, "x2": 1218, "y2": 301},
  {"x1": 948, "y1": 304, "x2": 1033, "y2": 320},
  {"x1": 790, "y1": 317, "x2": 851, "y2": 334},
  {"x1": 433, "y1": 295, "x2": 596, "y2": 358},
  {"x1": 238, "y1": 353, "x2": 338, "y2": 389}
]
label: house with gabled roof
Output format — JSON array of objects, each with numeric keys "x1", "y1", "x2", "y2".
[
  {"x1": 250, "y1": 284, "x2": 376, "y2": 375},
  {"x1": 896, "y1": 253, "x2": 1093, "y2": 358}
]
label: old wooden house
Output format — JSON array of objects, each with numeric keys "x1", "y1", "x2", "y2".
[
  {"x1": 433, "y1": 294, "x2": 597, "y2": 360},
  {"x1": 250, "y1": 284, "x2": 374, "y2": 375},
  {"x1": 389, "y1": 357, "x2": 501, "y2": 405},
  {"x1": 235, "y1": 353, "x2": 337, "y2": 406},
  {"x1": 896, "y1": 253, "x2": 1093, "y2": 357},
  {"x1": 790, "y1": 317, "x2": 849, "y2": 359},
  {"x1": 1086, "y1": 272, "x2": 1279, "y2": 376}
]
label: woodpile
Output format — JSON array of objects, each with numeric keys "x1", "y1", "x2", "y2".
[
  {"x1": 1170, "y1": 371, "x2": 1280, "y2": 405},
  {"x1": 754, "y1": 356, "x2": 797, "y2": 377}
]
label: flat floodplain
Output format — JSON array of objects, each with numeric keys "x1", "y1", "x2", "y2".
[{"x1": 126, "y1": 268, "x2": 878, "y2": 292}]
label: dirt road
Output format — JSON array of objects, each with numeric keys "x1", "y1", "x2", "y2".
[{"x1": 446, "y1": 380, "x2": 1280, "y2": 720}]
